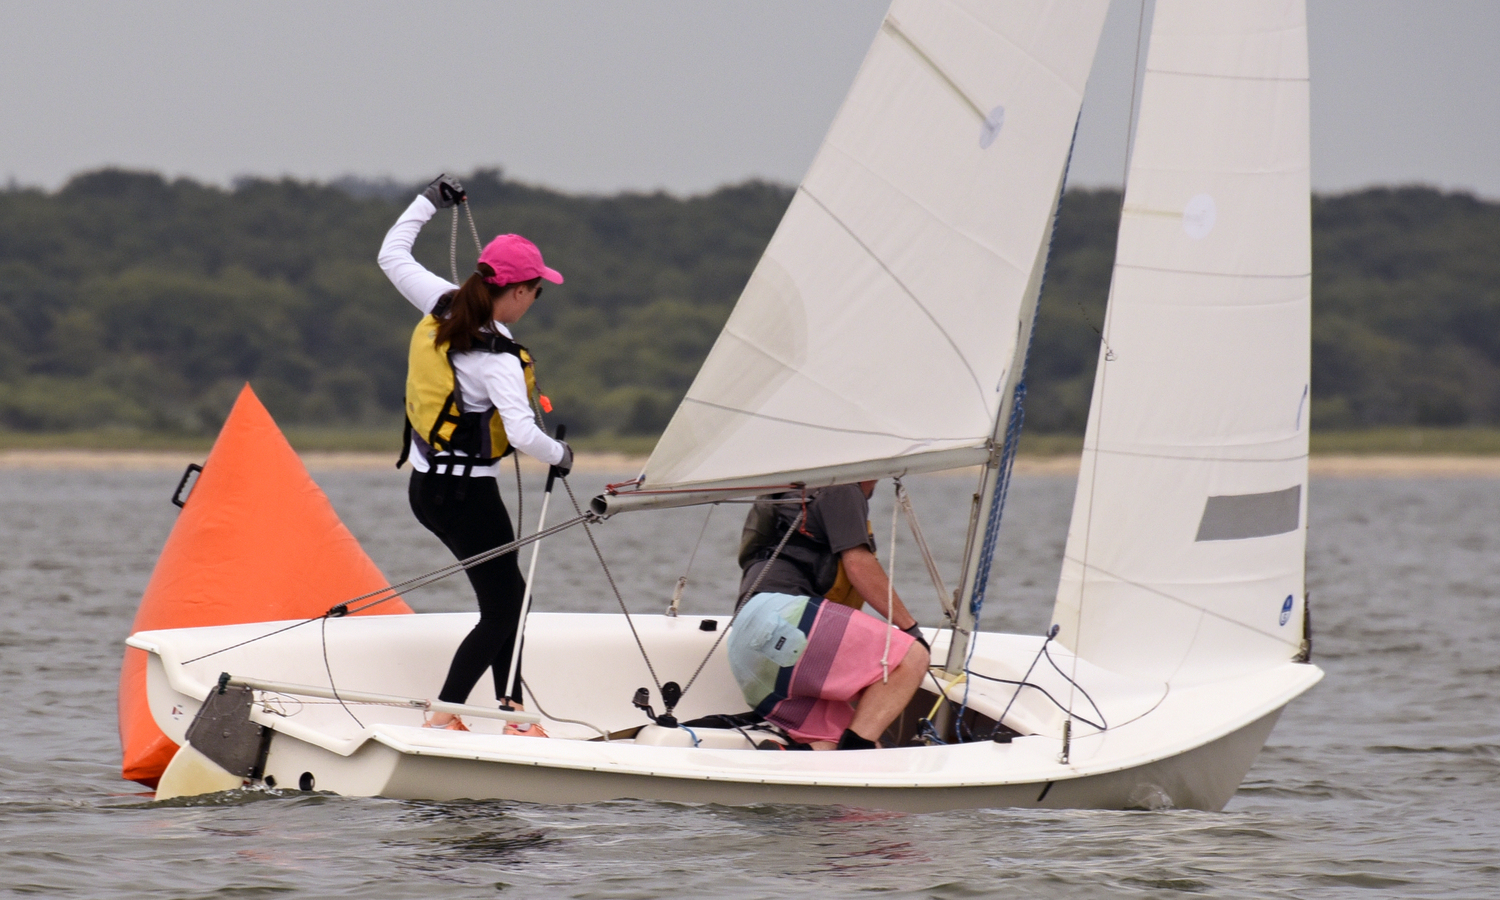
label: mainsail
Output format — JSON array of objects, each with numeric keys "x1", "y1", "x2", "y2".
[
  {"x1": 1052, "y1": 0, "x2": 1312, "y2": 683},
  {"x1": 602, "y1": 0, "x2": 1110, "y2": 513}
]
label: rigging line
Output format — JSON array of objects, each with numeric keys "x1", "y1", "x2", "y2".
[
  {"x1": 518, "y1": 676, "x2": 609, "y2": 740},
  {"x1": 1068, "y1": 0, "x2": 1148, "y2": 737},
  {"x1": 463, "y1": 201, "x2": 483, "y2": 253},
  {"x1": 797, "y1": 186, "x2": 989, "y2": 408},
  {"x1": 449, "y1": 199, "x2": 485, "y2": 285},
  {"x1": 450, "y1": 204, "x2": 460, "y2": 284},
  {"x1": 683, "y1": 504, "x2": 716, "y2": 577},
  {"x1": 341, "y1": 513, "x2": 591, "y2": 614},
  {"x1": 514, "y1": 453, "x2": 524, "y2": 541},
  {"x1": 559, "y1": 477, "x2": 663, "y2": 694},
  {"x1": 681, "y1": 506, "x2": 808, "y2": 699},
  {"x1": 670, "y1": 504, "x2": 717, "y2": 616},
  {"x1": 967, "y1": 379, "x2": 1026, "y2": 625},
  {"x1": 881, "y1": 481, "x2": 900, "y2": 682},
  {"x1": 895, "y1": 479, "x2": 953, "y2": 620},
  {"x1": 963, "y1": 670, "x2": 1105, "y2": 732},
  {"x1": 1077, "y1": 300, "x2": 1116, "y2": 362},
  {"x1": 955, "y1": 604, "x2": 984, "y2": 741},
  {"x1": 1087, "y1": 681, "x2": 1169, "y2": 733},
  {"x1": 179, "y1": 512, "x2": 594, "y2": 665},
  {"x1": 321, "y1": 615, "x2": 364, "y2": 728},
  {"x1": 1042, "y1": 644, "x2": 1107, "y2": 728},
  {"x1": 989, "y1": 627, "x2": 1059, "y2": 741}
]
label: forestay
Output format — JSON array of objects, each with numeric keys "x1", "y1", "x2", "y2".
[
  {"x1": 1052, "y1": 0, "x2": 1311, "y2": 684},
  {"x1": 602, "y1": 0, "x2": 1110, "y2": 513}
]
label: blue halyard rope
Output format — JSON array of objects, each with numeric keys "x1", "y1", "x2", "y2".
[
  {"x1": 967, "y1": 380, "x2": 1027, "y2": 625},
  {"x1": 955, "y1": 380, "x2": 1025, "y2": 737},
  {"x1": 954, "y1": 113, "x2": 1082, "y2": 739}
]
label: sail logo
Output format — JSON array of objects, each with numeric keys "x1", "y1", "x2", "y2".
[{"x1": 1279, "y1": 595, "x2": 1295, "y2": 626}]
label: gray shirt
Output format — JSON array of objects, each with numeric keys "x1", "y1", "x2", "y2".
[{"x1": 738, "y1": 484, "x2": 874, "y2": 600}]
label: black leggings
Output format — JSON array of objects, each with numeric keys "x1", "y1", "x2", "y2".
[{"x1": 408, "y1": 471, "x2": 528, "y2": 705}]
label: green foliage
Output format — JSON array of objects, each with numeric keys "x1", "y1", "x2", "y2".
[
  {"x1": 1027, "y1": 189, "x2": 1119, "y2": 433},
  {"x1": 1027, "y1": 186, "x2": 1500, "y2": 432},
  {"x1": 1310, "y1": 188, "x2": 1500, "y2": 427},
  {"x1": 0, "y1": 168, "x2": 788, "y2": 440},
  {"x1": 2, "y1": 170, "x2": 1497, "y2": 447}
]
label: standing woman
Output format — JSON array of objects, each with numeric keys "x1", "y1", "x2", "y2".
[{"x1": 379, "y1": 175, "x2": 572, "y2": 733}]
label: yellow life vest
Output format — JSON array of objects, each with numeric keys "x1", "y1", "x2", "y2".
[{"x1": 400, "y1": 312, "x2": 539, "y2": 475}]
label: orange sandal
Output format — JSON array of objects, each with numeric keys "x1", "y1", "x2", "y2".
[
  {"x1": 422, "y1": 714, "x2": 470, "y2": 732},
  {"x1": 504, "y1": 721, "x2": 549, "y2": 738}
]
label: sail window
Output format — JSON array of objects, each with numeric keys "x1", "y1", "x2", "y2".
[
  {"x1": 1182, "y1": 193, "x2": 1217, "y2": 240},
  {"x1": 1194, "y1": 485, "x2": 1301, "y2": 542},
  {"x1": 980, "y1": 105, "x2": 1006, "y2": 149}
]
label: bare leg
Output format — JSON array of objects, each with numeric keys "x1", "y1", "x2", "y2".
[
  {"x1": 807, "y1": 642, "x2": 930, "y2": 749},
  {"x1": 847, "y1": 642, "x2": 929, "y2": 744}
]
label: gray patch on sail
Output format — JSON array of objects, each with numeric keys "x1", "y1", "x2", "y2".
[{"x1": 1195, "y1": 485, "x2": 1301, "y2": 542}]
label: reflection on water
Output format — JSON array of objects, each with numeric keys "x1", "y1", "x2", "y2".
[{"x1": 0, "y1": 468, "x2": 1496, "y2": 898}]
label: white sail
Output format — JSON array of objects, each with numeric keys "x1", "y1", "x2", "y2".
[
  {"x1": 1052, "y1": 0, "x2": 1311, "y2": 684},
  {"x1": 605, "y1": 0, "x2": 1111, "y2": 511}
]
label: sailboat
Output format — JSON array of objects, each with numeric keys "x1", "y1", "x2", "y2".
[{"x1": 124, "y1": 0, "x2": 1322, "y2": 811}]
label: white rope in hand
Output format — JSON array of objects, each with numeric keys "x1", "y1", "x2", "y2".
[{"x1": 881, "y1": 485, "x2": 899, "y2": 683}]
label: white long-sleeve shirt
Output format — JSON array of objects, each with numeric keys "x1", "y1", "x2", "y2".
[{"x1": 379, "y1": 195, "x2": 565, "y2": 475}]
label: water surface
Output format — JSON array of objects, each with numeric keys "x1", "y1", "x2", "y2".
[{"x1": 1, "y1": 466, "x2": 1495, "y2": 897}]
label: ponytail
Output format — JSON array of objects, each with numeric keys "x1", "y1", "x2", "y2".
[
  {"x1": 434, "y1": 270, "x2": 498, "y2": 353},
  {"x1": 434, "y1": 264, "x2": 544, "y2": 352}
]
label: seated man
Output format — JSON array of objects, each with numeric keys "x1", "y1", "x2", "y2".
[{"x1": 728, "y1": 480, "x2": 930, "y2": 750}]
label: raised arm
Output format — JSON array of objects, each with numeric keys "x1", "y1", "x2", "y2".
[{"x1": 378, "y1": 195, "x2": 458, "y2": 316}]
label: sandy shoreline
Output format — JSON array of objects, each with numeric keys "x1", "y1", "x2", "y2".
[
  {"x1": 0, "y1": 449, "x2": 649, "y2": 473},
  {"x1": 5, "y1": 449, "x2": 1500, "y2": 477}
]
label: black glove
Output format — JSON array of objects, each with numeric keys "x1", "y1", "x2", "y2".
[
  {"x1": 902, "y1": 622, "x2": 930, "y2": 652},
  {"x1": 550, "y1": 441, "x2": 574, "y2": 479},
  {"x1": 421, "y1": 174, "x2": 466, "y2": 208}
]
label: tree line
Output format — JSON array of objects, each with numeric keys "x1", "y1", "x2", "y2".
[{"x1": 1, "y1": 168, "x2": 1496, "y2": 443}]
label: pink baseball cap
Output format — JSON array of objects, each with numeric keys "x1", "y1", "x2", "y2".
[{"x1": 477, "y1": 234, "x2": 564, "y2": 286}]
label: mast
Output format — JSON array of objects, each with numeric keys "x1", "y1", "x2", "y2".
[{"x1": 944, "y1": 165, "x2": 1070, "y2": 676}]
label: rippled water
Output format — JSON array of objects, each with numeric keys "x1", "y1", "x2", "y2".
[{"x1": 1, "y1": 465, "x2": 1496, "y2": 898}]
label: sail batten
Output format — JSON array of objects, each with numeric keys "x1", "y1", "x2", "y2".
[{"x1": 626, "y1": 0, "x2": 1111, "y2": 499}]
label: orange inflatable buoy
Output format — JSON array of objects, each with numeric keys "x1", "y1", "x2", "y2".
[{"x1": 118, "y1": 384, "x2": 412, "y2": 787}]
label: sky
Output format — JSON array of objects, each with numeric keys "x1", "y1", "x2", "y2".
[{"x1": 2, "y1": 1, "x2": 1497, "y2": 198}]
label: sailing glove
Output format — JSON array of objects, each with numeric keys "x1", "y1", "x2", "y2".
[
  {"x1": 550, "y1": 441, "x2": 574, "y2": 479},
  {"x1": 422, "y1": 174, "x2": 466, "y2": 208},
  {"x1": 902, "y1": 623, "x2": 930, "y2": 652}
]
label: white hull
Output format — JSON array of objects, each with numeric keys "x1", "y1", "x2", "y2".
[{"x1": 130, "y1": 612, "x2": 1320, "y2": 811}]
